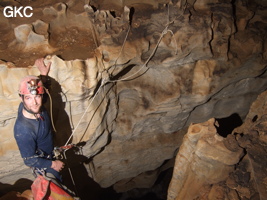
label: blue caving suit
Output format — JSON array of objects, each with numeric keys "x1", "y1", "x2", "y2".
[{"x1": 14, "y1": 100, "x2": 61, "y2": 181}]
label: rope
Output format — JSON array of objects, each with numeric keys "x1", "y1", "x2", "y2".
[
  {"x1": 64, "y1": 78, "x2": 107, "y2": 146},
  {"x1": 63, "y1": 149, "x2": 79, "y2": 197},
  {"x1": 110, "y1": 25, "x2": 131, "y2": 76},
  {"x1": 63, "y1": 3, "x2": 179, "y2": 145},
  {"x1": 63, "y1": 25, "x2": 170, "y2": 145},
  {"x1": 44, "y1": 87, "x2": 57, "y2": 133},
  {"x1": 109, "y1": 25, "x2": 172, "y2": 83},
  {"x1": 109, "y1": 4, "x2": 179, "y2": 82}
]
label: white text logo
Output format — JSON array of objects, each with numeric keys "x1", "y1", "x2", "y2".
[{"x1": 3, "y1": 6, "x2": 33, "y2": 18}]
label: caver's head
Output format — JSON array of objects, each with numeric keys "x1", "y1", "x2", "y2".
[{"x1": 18, "y1": 75, "x2": 44, "y2": 114}]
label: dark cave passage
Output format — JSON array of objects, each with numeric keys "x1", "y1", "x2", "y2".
[
  {"x1": 215, "y1": 113, "x2": 243, "y2": 137},
  {"x1": 62, "y1": 162, "x2": 173, "y2": 200}
]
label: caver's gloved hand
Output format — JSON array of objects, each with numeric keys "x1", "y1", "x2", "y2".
[{"x1": 51, "y1": 160, "x2": 65, "y2": 172}]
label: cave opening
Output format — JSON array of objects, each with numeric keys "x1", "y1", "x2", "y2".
[
  {"x1": 117, "y1": 167, "x2": 174, "y2": 200},
  {"x1": 215, "y1": 113, "x2": 243, "y2": 137},
  {"x1": 61, "y1": 162, "x2": 173, "y2": 200}
]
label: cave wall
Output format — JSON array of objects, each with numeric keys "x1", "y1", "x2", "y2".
[
  {"x1": 167, "y1": 90, "x2": 267, "y2": 200},
  {"x1": 0, "y1": 0, "x2": 267, "y2": 198}
]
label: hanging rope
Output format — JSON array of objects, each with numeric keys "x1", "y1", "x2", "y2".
[
  {"x1": 64, "y1": 78, "x2": 107, "y2": 146},
  {"x1": 109, "y1": 4, "x2": 178, "y2": 82},
  {"x1": 44, "y1": 87, "x2": 57, "y2": 133},
  {"x1": 109, "y1": 26, "x2": 171, "y2": 83},
  {"x1": 63, "y1": 4, "x2": 179, "y2": 146},
  {"x1": 110, "y1": 25, "x2": 131, "y2": 76}
]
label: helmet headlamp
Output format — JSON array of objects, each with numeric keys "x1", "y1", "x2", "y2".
[
  {"x1": 27, "y1": 79, "x2": 39, "y2": 95},
  {"x1": 19, "y1": 75, "x2": 44, "y2": 95}
]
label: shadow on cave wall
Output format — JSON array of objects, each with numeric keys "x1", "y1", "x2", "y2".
[
  {"x1": 60, "y1": 144, "x2": 121, "y2": 200},
  {"x1": 44, "y1": 76, "x2": 73, "y2": 146}
]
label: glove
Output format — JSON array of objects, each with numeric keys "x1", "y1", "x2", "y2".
[{"x1": 51, "y1": 160, "x2": 65, "y2": 172}]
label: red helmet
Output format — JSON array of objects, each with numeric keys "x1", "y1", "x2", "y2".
[{"x1": 18, "y1": 75, "x2": 44, "y2": 95}]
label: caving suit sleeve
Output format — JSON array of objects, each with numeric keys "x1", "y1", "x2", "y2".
[{"x1": 14, "y1": 103, "x2": 53, "y2": 169}]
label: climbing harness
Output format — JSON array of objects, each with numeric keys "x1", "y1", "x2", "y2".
[
  {"x1": 53, "y1": 144, "x2": 83, "y2": 198},
  {"x1": 27, "y1": 144, "x2": 81, "y2": 199},
  {"x1": 53, "y1": 144, "x2": 78, "y2": 159},
  {"x1": 23, "y1": 149, "x2": 53, "y2": 161}
]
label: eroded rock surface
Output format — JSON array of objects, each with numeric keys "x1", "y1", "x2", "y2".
[
  {"x1": 0, "y1": 0, "x2": 267, "y2": 199},
  {"x1": 168, "y1": 90, "x2": 267, "y2": 200}
]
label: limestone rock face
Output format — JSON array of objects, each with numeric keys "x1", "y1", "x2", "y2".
[
  {"x1": 168, "y1": 90, "x2": 267, "y2": 200},
  {"x1": 167, "y1": 118, "x2": 244, "y2": 200},
  {"x1": 0, "y1": 0, "x2": 267, "y2": 198},
  {"x1": 233, "y1": 91, "x2": 267, "y2": 200}
]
